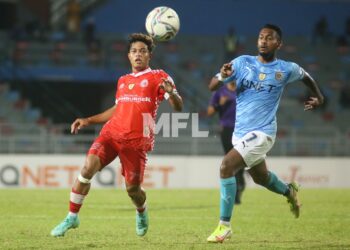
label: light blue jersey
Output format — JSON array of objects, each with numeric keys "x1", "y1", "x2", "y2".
[{"x1": 224, "y1": 55, "x2": 305, "y2": 138}]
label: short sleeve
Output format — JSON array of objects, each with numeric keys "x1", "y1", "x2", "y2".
[{"x1": 287, "y1": 62, "x2": 305, "y2": 84}]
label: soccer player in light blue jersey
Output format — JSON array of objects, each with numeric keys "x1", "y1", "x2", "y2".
[{"x1": 207, "y1": 24, "x2": 324, "y2": 243}]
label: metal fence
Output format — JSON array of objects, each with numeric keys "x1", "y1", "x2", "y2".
[{"x1": 0, "y1": 123, "x2": 349, "y2": 156}]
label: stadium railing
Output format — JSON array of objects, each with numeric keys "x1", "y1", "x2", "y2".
[{"x1": 0, "y1": 123, "x2": 349, "y2": 156}]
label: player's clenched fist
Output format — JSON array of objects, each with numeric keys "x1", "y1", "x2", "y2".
[{"x1": 220, "y1": 63, "x2": 233, "y2": 79}]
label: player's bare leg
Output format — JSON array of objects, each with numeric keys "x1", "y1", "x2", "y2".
[
  {"x1": 51, "y1": 155, "x2": 102, "y2": 237},
  {"x1": 126, "y1": 183, "x2": 149, "y2": 236},
  {"x1": 235, "y1": 169, "x2": 245, "y2": 204},
  {"x1": 247, "y1": 160, "x2": 270, "y2": 186},
  {"x1": 126, "y1": 184, "x2": 146, "y2": 208},
  {"x1": 248, "y1": 160, "x2": 301, "y2": 218}
]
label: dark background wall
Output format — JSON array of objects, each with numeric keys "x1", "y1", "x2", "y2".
[{"x1": 89, "y1": 0, "x2": 350, "y2": 36}]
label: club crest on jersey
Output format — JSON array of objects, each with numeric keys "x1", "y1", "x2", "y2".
[
  {"x1": 275, "y1": 72, "x2": 283, "y2": 81},
  {"x1": 128, "y1": 83, "x2": 135, "y2": 90},
  {"x1": 259, "y1": 73, "x2": 266, "y2": 81},
  {"x1": 140, "y1": 79, "x2": 148, "y2": 87}
]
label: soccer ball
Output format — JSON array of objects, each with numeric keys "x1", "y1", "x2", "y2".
[{"x1": 145, "y1": 6, "x2": 180, "y2": 42}]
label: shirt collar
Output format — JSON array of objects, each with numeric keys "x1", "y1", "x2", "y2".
[{"x1": 131, "y1": 67, "x2": 152, "y2": 77}]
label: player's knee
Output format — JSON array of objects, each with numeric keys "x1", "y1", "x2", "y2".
[
  {"x1": 80, "y1": 156, "x2": 101, "y2": 179},
  {"x1": 80, "y1": 166, "x2": 95, "y2": 180},
  {"x1": 220, "y1": 157, "x2": 234, "y2": 178}
]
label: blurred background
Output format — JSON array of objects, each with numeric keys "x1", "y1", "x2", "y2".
[{"x1": 0, "y1": 0, "x2": 349, "y2": 157}]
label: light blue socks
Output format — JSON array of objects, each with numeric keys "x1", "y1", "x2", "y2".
[
  {"x1": 220, "y1": 177, "x2": 236, "y2": 222},
  {"x1": 265, "y1": 171, "x2": 289, "y2": 195}
]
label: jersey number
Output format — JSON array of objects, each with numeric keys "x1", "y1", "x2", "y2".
[{"x1": 246, "y1": 133, "x2": 257, "y2": 142}]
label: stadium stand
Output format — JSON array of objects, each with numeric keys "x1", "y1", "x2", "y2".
[
  {"x1": 1, "y1": 32, "x2": 349, "y2": 156},
  {"x1": 0, "y1": 0, "x2": 349, "y2": 156}
]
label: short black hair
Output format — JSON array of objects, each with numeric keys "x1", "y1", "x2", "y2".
[
  {"x1": 262, "y1": 24, "x2": 282, "y2": 41},
  {"x1": 127, "y1": 33, "x2": 155, "y2": 53}
]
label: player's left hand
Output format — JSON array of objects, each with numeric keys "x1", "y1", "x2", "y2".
[
  {"x1": 160, "y1": 78, "x2": 175, "y2": 94},
  {"x1": 304, "y1": 97, "x2": 322, "y2": 111}
]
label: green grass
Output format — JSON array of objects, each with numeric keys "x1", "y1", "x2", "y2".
[{"x1": 0, "y1": 188, "x2": 350, "y2": 249}]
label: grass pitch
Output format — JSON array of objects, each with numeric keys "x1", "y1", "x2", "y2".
[{"x1": 0, "y1": 188, "x2": 349, "y2": 249}]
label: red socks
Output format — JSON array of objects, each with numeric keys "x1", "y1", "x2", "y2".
[{"x1": 69, "y1": 189, "x2": 86, "y2": 214}]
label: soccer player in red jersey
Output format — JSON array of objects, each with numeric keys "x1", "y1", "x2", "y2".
[{"x1": 51, "y1": 33, "x2": 183, "y2": 237}]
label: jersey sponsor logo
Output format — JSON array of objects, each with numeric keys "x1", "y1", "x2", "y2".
[
  {"x1": 275, "y1": 72, "x2": 283, "y2": 81},
  {"x1": 239, "y1": 78, "x2": 276, "y2": 93},
  {"x1": 140, "y1": 79, "x2": 148, "y2": 87},
  {"x1": 259, "y1": 73, "x2": 266, "y2": 81},
  {"x1": 117, "y1": 96, "x2": 151, "y2": 103},
  {"x1": 128, "y1": 83, "x2": 135, "y2": 90}
]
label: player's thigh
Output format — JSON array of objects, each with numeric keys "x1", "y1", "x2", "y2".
[
  {"x1": 118, "y1": 146, "x2": 147, "y2": 185},
  {"x1": 87, "y1": 135, "x2": 118, "y2": 173},
  {"x1": 80, "y1": 154, "x2": 102, "y2": 178},
  {"x1": 222, "y1": 148, "x2": 246, "y2": 170},
  {"x1": 232, "y1": 131, "x2": 274, "y2": 169}
]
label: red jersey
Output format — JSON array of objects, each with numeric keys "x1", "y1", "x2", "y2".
[{"x1": 100, "y1": 68, "x2": 175, "y2": 151}]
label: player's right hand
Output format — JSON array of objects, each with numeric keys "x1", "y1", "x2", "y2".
[
  {"x1": 303, "y1": 97, "x2": 323, "y2": 111},
  {"x1": 220, "y1": 63, "x2": 233, "y2": 79},
  {"x1": 71, "y1": 118, "x2": 89, "y2": 134}
]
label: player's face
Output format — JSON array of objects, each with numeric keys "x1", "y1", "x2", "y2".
[
  {"x1": 128, "y1": 41, "x2": 151, "y2": 72},
  {"x1": 257, "y1": 28, "x2": 282, "y2": 58}
]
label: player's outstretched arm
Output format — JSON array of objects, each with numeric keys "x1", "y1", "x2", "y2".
[
  {"x1": 208, "y1": 76, "x2": 221, "y2": 91},
  {"x1": 209, "y1": 63, "x2": 234, "y2": 91},
  {"x1": 301, "y1": 72, "x2": 324, "y2": 111},
  {"x1": 161, "y1": 78, "x2": 183, "y2": 112},
  {"x1": 70, "y1": 105, "x2": 116, "y2": 134}
]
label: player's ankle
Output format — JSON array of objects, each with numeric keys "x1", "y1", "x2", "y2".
[
  {"x1": 136, "y1": 202, "x2": 147, "y2": 213},
  {"x1": 219, "y1": 220, "x2": 231, "y2": 226},
  {"x1": 284, "y1": 186, "x2": 291, "y2": 196},
  {"x1": 68, "y1": 212, "x2": 78, "y2": 217}
]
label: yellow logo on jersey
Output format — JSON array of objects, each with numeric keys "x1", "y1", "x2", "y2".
[
  {"x1": 259, "y1": 73, "x2": 266, "y2": 81},
  {"x1": 128, "y1": 83, "x2": 135, "y2": 90}
]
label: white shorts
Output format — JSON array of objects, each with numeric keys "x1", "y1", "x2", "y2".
[{"x1": 232, "y1": 131, "x2": 275, "y2": 169}]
